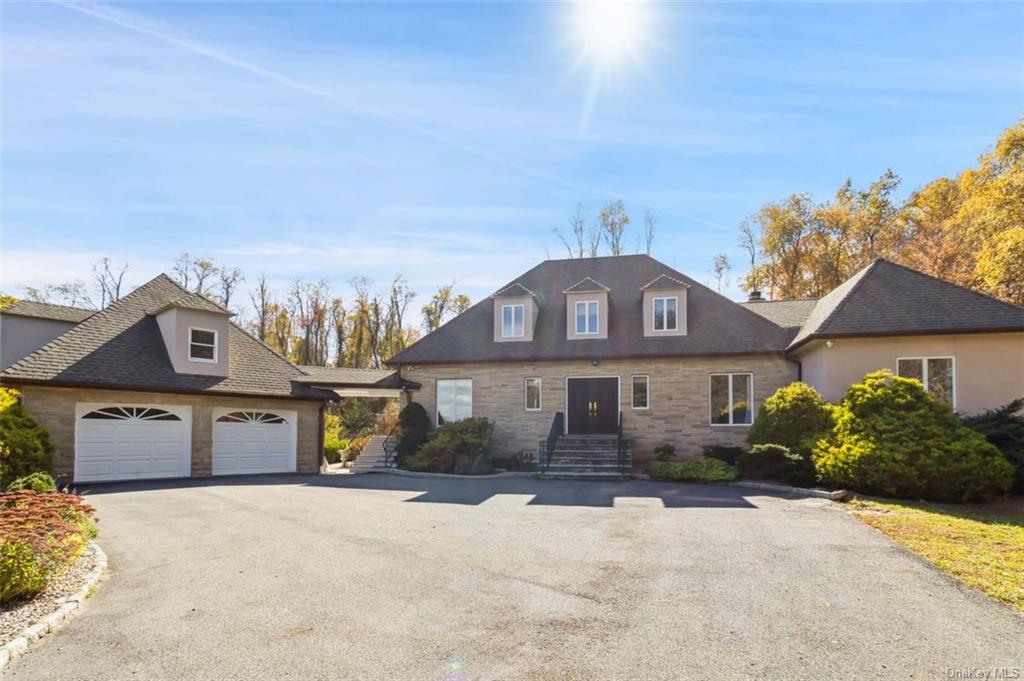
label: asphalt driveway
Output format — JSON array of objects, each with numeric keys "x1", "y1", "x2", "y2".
[{"x1": 7, "y1": 474, "x2": 1023, "y2": 680}]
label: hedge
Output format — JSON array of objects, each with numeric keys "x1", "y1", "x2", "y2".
[
  {"x1": 748, "y1": 382, "x2": 832, "y2": 452},
  {"x1": 0, "y1": 388, "x2": 55, "y2": 488},
  {"x1": 649, "y1": 459, "x2": 738, "y2": 483}
]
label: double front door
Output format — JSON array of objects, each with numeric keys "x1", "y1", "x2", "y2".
[{"x1": 566, "y1": 377, "x2": 619, "y2": 434}]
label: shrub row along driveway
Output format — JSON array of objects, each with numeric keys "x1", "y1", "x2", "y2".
[{"x1": 8, "y1": 475, "x2": 1023, "y2": 680}]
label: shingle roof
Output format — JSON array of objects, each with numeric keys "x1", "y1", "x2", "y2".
[
  {"x1": 2, "y1": 300, "x2": 94, "y2": 323},
  {"x1": 388, "y1": 254, "x2": 796, "y2": 364},
  {"x1": 492, "y1": 282, "x2": 536, "y2": 298},
  {"x1": 294, "y1": 365, "x2": 417, "y2": 389},
  {"x1": 740, "y1": 299, "x2": 818, "y2": 329},
  {"x1": 788, "y1": 258, "x2": 1024, "y2": 350},
  {"x1": 563, "y1": 277, "x2": 611, "y2": 293},
  {"x1": 1, "y1": 274, "x2": 330, "y2": 400},
  {"x1": 640, "y1": 274, "x2": 690, "y2": 291},
  {"x1": 149, "y1": 296, "x2": 232, "y2": 316}
]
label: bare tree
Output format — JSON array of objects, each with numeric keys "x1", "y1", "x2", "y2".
[
  {"x1": 289, "y1": 279, "x2": 331, "y2": 365},
  {"x1": 249, "y1": 275, "x2": 273, "y2": 342},
  {"x1": 93, "y1": 257, "x2": 129, "y2": 308},
  {"x1": 643, "y1": 210, "x2": 656, "y2": 255},
  {"x1": 599, "y1": 199, "x2": 630, "y2": 255},
  {"x1": 191, "y1": 258, "x2": 219, "y2": 297},
  {"x1": 218, "y1": 267, "x2": 244, "y2": 308},
  {"x1": 172, "y1": 253, "x2": 192, "y2": 290},
  {"x1": 587, "y1": 225, "x2": 602, "y2": 257},
  {"x1": 23, "y1": 281, "x2": 94, "y2": 308},
  {"x1": 711, "y1": 253, "x2": 732, "y2": 293},
  {"x1": 554, "y1": 204, "x2": 587, "y2": 258},
  {"x1": 330, "y1": 298, "x2": 346, "y2": 367},
  {"x1": 421, "y1": 282, "x2": 471, "y2": 333}
]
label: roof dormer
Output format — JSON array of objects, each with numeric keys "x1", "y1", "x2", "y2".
[
  {"x1": 641, "y1": 274, "x2": 689, "y2": 337},
  {"x1": 564, "y1": 277, "x2": 610, "y2": 340},
  {"x1": 492, "y1": 282, "x2": 538, "y2": 343},
  {"x1": 152, "y1": 298, "x2": 232, "y2": 377}
]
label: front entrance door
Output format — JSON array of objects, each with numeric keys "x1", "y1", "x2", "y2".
[{"x1": 566, "y1": 377, "x2": 619, "y2": 434}]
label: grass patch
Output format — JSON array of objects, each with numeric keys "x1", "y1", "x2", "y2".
[{"x1": 849, "y1": 498, "x2": 1024, "y2": 611}]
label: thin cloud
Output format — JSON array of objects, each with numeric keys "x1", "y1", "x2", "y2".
[{"x1": 56, "y1": 0, "x2": 734, "y2": 233}]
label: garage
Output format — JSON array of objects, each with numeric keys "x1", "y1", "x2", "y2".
[
  {"x1": 75, "y1": 404, "x2": 192, "y2": 482},
  {"x1": 212, "y1": 408, "x2": 297, "y2": 475}
]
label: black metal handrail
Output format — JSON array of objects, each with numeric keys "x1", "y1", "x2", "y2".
[
  {"x1": 540, "y1": 411, "x2": 564, "y2": 473},
  {"x1": 616, "y1": 412, "x2": 627, "y2": 476},
  {"x1": 381, "y1": 420, "x2": 401, "y2": 468}
]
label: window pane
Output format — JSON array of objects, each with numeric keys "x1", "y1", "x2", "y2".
[
  {"x1": 654, "y1": 299, "x2": 664, "y2": 331},
  {"x1": 526, "y1": 378, "x2": 541, "y2": 410},
  {"x1": 588, "y1": 302, "x2": 598, "y2": 333},
  {"x1": 191, "y1": 329, "x2": 215, "y2": 345},
  {"x1": 897, "y1": 358, "x2": 923, "y2": 383},
  {"x1": 732, "y1": 374, "x2": 752, "y2": 425},
  {"x1": 576, "y1": 302, "x2": 586, "y2": 334},
  {"x1": 190, "y1": 343, "x2": 215, "y2": 360},
  {"x1": 665, "y1": 298, "x2": 677, "y2": 330},
  {"x1": 514, "y1": 305, "x2": 524, "y2": 336},
  {"x1": 502, "y1": 306, "x2": 513, "y2": 335},
  {"x1": 632, "y1": 376, "x2": 649, "y2": 409},
  {"x1": 927, "y1": 358, "x2": 954, "y2": 405},
  {"x1": 710, "y1": 375, "x2": 730, "y2": 424},
  {"x1": 437, "y1": 380, "x2": 454, "y2": 424}
]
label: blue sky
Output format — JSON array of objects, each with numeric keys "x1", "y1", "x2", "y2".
[{"x1": 2, "y1": 1, "x2": 1022, "y2": 318}]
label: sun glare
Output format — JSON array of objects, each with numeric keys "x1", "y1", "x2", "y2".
[{"x1": 571, "y1": 0, "x2": 653, "y2": 67}]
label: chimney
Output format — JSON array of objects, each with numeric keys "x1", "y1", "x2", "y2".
[{"x1": 747, "y1": 290, "x2": 763, "y2": 302}]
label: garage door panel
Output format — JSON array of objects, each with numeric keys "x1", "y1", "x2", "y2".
[
  {"x1": 75, "y1": 403, "x2": 191, "y2": 482},
  {"x1": 212, "y1": 409, "x2": 297, "y2": 475}
]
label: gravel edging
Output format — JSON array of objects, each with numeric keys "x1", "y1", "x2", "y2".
[
  {"x1": 370, "y1": 468, "x2": 536, "y2": 480},
  {"x1": 0, "y1": 542, "x2": 107, "y2": 674}
]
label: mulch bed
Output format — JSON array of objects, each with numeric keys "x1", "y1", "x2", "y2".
[{"x1": 0, "y1": 544, "x2": 101, "y2": 646}]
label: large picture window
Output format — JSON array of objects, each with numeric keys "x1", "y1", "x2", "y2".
[
  {"x1": 897, "y1": 357, "x2": 954, "y2": 406},
  {"x1": 710, "y1": 373, "x2": 753, "y2": 425},
  {"x1": 436, "y1": 379, "x2": 472, "y2": 425},
  {"x1": 575, "y1": 301, "x2": 599, "y2": 335},
  {"x1": 501, "y1": 304, "x2": 525, "y2": 338},
  {"x1": 188, "y1": 327, "x2": 217, "y2": 362},
  {"x1": 652, "y1": 297, "x2": 677, "y2": 332},
  {"x1": 525, "y1": 377, "x2": 542, "y2": 411}
]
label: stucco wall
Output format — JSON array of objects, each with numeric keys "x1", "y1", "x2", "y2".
[
  {"x1": 795, "y1": 332, "x2": 1024, "y2": 414},
  {"x1": 155, "y1": 307, "x2": 231, "y2": 377},
  {"x1": 0, "y1": 315, "x2": 78, "y2": 370},
  {"x1": 399, "y1": 355, "x2": 798, "y2": 466},
  {"x1": 17, "y1": 386, "x2": 322, "y2": 482}
]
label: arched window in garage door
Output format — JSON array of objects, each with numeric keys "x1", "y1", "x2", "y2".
[
  {"x1": 82, "y1": 407, "x2": 182, "y2": 421},
  {"x1": 215, "y1": 411, "x2": 288, "y2": 424}
]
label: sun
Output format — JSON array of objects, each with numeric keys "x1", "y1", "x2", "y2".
[{"x1": 571, "y1": 0, "x2": 653, "y2": 68}]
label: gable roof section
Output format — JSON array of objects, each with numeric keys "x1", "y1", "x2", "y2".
[
  {"x1": 788, "y1": 259, "x2": 1024, "y2": 350},
  {"x1": 640, "y1": 274, "x2": 690, "y2": 291},
  {"x1": 740, "y1": 299, "x2": 818, "y2": 329},
  {"x1": 492, "y1": 282, "x2": 536, "y2": 298},
  {"x1": 1, "y1": 274, "x2": 329, "y2": 400},
  {"x1": 388, "y1": 254, "x2": 796, "y2": 365},
  {"x1": 563, "y1": 277, "x2": 610, "y2": 293},
  {"x1": 2, "y1": 300, "x2": 94, "y2": 324},
  {"x1": 149, "y1": 295, "x2": 232, "y2": 316},
  {"x1": 294, "y1": 365, "x2": 418, "y2": 390}
]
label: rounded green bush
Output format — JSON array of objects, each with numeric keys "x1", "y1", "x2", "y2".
[
  {"x1": 813, "y1": 371, "x2": 1014, "y2": 502},
  {"x1": 6, "y1": 471, "x2": 57, "y2": 492},
  {"x1": 0, "y1": 388, "x2": 55, "y2": 488},
  {"x1": 396, "y1": 402, "x2": 432, "y2": 465},
  {"x1": 649, "y1": 458, "x2": 738, "y2": 482},
  {"x1": 748, "y1": 382, "x2": 832, "y2": 451}
]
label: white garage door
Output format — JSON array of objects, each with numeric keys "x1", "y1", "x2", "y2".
[
  {"x1": 212, "y1": 409, "x2": 297, "y2": 475},
  {"x1": 75, "y1": 404, "x2": 192, "y2": 482}
]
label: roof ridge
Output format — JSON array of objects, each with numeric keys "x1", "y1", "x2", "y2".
[
  {"x1": 808, "y1": 259, "x2": 881, "y2": 336},
  {"x1": 156, "y1": 273, "x2": 232, "y2": 314},
  {"x1": 876, "y1": 258, "x2": 1024, "y2": 313}
]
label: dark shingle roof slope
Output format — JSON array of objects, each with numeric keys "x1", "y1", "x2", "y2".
[
  {"x1": 740, "y1": 299, "x2": 818, "y2": 329},
  {"x1": 789, "y1": 258, "x2": 1024, "y2": 350},
  {"x1": 641, "y1": 274, "x2": 690, "y2": 291},
  {"x1": 492, "y1": 283, "x2": 536, "y2": 298},
  {"x1": 2, "y1": 300, "x2": 94, "y2": 323},
  {"x1": 388, "y1": 254, "x2": 796, "y2": 364},
  {"x1": 294, "y1": 365, "x2": 417, "y2": 389},
  {"x1": 1, "y1": 274, "x2": 329, "y2": 400}
]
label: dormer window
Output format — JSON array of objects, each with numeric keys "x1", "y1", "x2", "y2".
[
  {"x1": 501, "y1": 304, "x2": 525, "y2": 338},
  {"x1": 189, "y1": 327, "x2": 218, "y2": 363},
  {"x1": 653, "y1": 297, "x2": 678, "y2": 332},
  {"x1": 575, "y1": 301, "x2": 599, "y2": 335}
]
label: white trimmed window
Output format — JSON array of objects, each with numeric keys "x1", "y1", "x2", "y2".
[
  {"x1": 631, "y1": 375, "x2": 649, "y2": 409},
  {"x1": 436, "y1": 379, "x2": 472, "y2": 425},
  {"x1": 525, "y1": 377, "x2": 542, "y2": 411},
  {"x1": 710, "y1": 373, "x2": 753, "y2": 425},
  {"x1": 188, "y1": 327, "x2": 218, "y2": 363},
  {"x1": 501, "y1": 304, "x2": 525, "y2": 338},
  {"x1": 652, "y1": 297, "x2": 678, "y2": 332},
  {"x1": 897, "y1": 357, "x2": 955, "y2": 406},
  {"x1": 575, "y1": 300, "x2": 599, "y2": 334}
]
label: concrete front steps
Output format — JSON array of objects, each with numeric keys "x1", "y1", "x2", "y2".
[
  {"x1": 347, "y1": 435, "x2": 392, "y2": 473},
  {"x1": 537, "y1": 434, "x2": 632, "y2": 480}
]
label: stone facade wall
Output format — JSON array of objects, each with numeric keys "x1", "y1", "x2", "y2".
[
  {"x1": 16, "y1": 386, "x2": 322, "y2": 481},
  {"x1": 398, "y1": 355, "x2": 798, "y2": 467}
]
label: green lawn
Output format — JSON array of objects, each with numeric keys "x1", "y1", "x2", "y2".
[{"x1": 849, "y1": 498, "x2": 1024, "y2": 612}]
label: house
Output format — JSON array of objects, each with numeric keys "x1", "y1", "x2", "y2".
[
  {"x1": 0, "y1": 275, "x2": 347, "y2": 484},
  {"x1": 0, "y1": 300, "x2": 94, "y2": 370},
  {"x1": 387, "y1": 255, "x2": 1024, "y2": 469}
]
